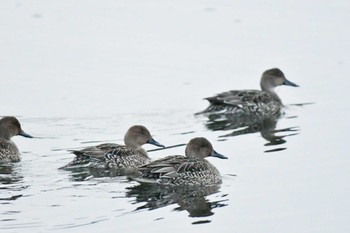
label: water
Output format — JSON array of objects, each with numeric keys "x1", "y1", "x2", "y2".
[{"x1": 1, "y1": 0, "x2": 350, "y2": 232}]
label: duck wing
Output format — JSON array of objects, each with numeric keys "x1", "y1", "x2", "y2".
[
  {"x1": 206, "y1": 90, "x2": 272, "y2": 106},
  {"x1": 103, "y1": 145, "x2": 149, "y2": 168},
  {"x1": 199, "y1": 90, "x2": 276, "y2": 116},
  {"x1": 60, "y1": 143, "x2": 120, "y2": 169},
  {"x1": 70, "y1": 143, "x2": 119, "y2": 159},
  {"x1": 138, "y1": 156, "x2": 203, "y2": 179}
]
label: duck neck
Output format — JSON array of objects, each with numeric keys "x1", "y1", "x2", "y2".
[
  {"x1": 135, "y1": 147, "x2": 148, "y2": 157},
  {"x1": 125, "y1": 141, "x2": 148, "y2": 157},
  {"x1": 185, "y1": 151, "x2": 200, "y2": 160},
  {"x1": 0, "y1": 128, "x2": 11, "y2": 140},
  {"x1": 261, "y1": 85, "x2": 282, "y2": 104}
]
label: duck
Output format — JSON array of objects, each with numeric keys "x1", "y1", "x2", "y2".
[
  {"x1": 197, "y1": 68, "x2": 299, "y2": 117},
  {"x1": 0, "y1": 116, "x2": 33, "y2": 163},
  {"x1": 60, "y1": 125, "x2": 164, "y2": 170},
  {"x1": 131, "y1": 137, "x2": 228, "y2": 186}
]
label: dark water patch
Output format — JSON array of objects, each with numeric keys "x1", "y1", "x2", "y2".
[
  {"x1": 192, "y1": 220, "x2": 212, "y2": 224},
  {"x1": 264, "y1": 148, "x2": 287, "y2": 153},
  {"x1": 179, "y1": 131, "x2": 195, "y2": 135},
  {"x1": 217, "y1": 138, "x2": 228, "y2": 142},
  {"x1": 287, "y1": 102, "x2": 315, "y2": 107},
  {"x1": 0, "y1": 195, "x2": 22, "y2": 201},
  {"x1": 2, "y1": 211, "x2": 20, "y2": 214},
  {"x1": 1, "y1": 218, "x2": 16, "y2": 222},
  {"x1": 285, "y1": 115, "x2": 298, "y2": 119},
  {"x1": 51, "y1": 217, "x2": 109, "y2": 230}
]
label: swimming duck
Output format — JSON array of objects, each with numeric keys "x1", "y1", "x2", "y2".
[
  {"x1": 197, "y1": 68, "x2": 299, "y2": 117},
  {"x1": 131, "y1": 137, "x2": 228, "y2": 186},
  {"x1": 60, "y1": 125, "x2": 164, "y2": 170},
  {"x1": 0, "y1": 116, "x2": 33, "y2": 163}
]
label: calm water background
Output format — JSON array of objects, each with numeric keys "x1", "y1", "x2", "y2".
[{"x1": 1, "y1": 0, "x2": 350, "y2": 232}]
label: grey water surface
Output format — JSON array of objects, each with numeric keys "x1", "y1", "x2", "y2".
[{"x1": 1, "y1": 1, "x2": 350, "y2": 233}]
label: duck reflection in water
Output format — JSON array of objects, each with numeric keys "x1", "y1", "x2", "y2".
[
  {"x1": 0, "y1": 164, "x2": 25, "y2": 201},
  {"x1": 126, "y1": 183, "x2": 228, "y2": 219},
  {"x1": 204, "y1": 115, "x2": 299, "y2": 153}
]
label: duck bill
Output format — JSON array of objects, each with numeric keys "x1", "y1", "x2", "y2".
[
  {"x1": 210, "y1": 150, "x2": 228, "y2": 159},
  {"x1": 147, "y1": 137, "x2": 165, "y2": 148},
  {"x1": 283, "y1": 79, "x2": 299, "y2": 87},
  {"x1": 19, "y1": 130, "x2": 33, "y2": 138}
]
